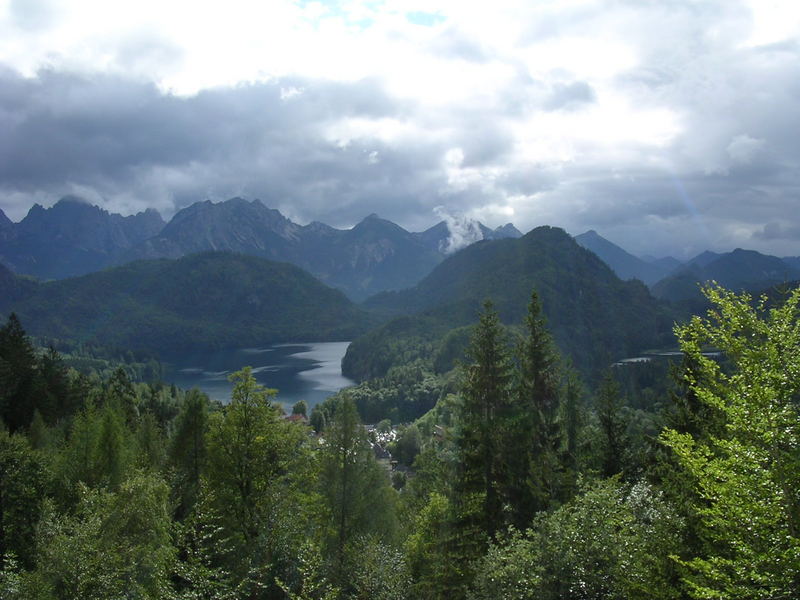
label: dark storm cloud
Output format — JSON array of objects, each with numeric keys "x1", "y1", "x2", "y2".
[
  {"x1": 753, "y1": 222, "x2": 800, "y2": 242},
  {"x1": 0, "y1": 65, "x2": 451, "y2": 226}
]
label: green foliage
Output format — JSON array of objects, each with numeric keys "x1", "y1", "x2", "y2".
[
  {"x1": 0, "y1": 431, "x2": 46, "y2": 570},
  {"x1": 169, "y1": 389, "x2": 208, "y2": 518},
  {"x1": 470, "y1": 479, "x2": 684, "y2": 600},
  {"x1": 404, "y1": 492, "x2": 463, "y2": 600},
  {"x1": 505, "y1": 292, "x2": 565, "y2": 526},
  {"x1": 349, "y1": 536, "x2": 411, "y2": 600},
  {"x1": 292, "y1": 400, "x2": 308, "y2": 417},
  {"x1": 0, "y1": 314, "x2": 39, "y2": 432},
  {"x1": 321, "y1": 359, "x2": 445, "y2": 425},
  {"x1": 205, "y1": 367, "x2": 284, "y2": 546},
  {"x1": 661, "y1": 285, "x2": 800, "y2": 599},
  {"x1": 33, "y1": 473, "x2": 174, "y2": 599},
  {"x1": 318, "y1": 396, "x2": 398, "y2": 589}
]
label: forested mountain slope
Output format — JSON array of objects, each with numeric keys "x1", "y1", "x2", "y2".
[
  {"x1": 0, "y1": 251, "x2": 371, "y2": 355},
  {"x1": 346, "y1": 226, "x2": 675, "y2": 381}
]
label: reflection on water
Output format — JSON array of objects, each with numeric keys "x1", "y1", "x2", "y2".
[{"x1": 166, "y1": 341, "x2": 354, "y2": 408}]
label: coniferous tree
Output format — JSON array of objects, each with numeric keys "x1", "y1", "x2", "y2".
[
  {"x1": 0, "y1": 314, "x2": 38, "y2": 432},
  {"x1": 169, "y1": 389, "x2": 208, "y2": 519},
  {"x1": 106, "y1": 366, "x2": 138, "y2": 426},
  {"x1": 0, "y1": 430, "x2": 45, "y2": 570},
  {"x1": 596, "y1": 370, "x2": 628, "y2": 478},
  {"x1": 453, "y1": 300, "x2": 512, "y2": 572},
  {"x1": 94, "y1": 402, "x2": 130, "y2": 490},
  {"x1": 205, "y1": 367, "x2": 281, "y2": 547},
  {"x1": 507, "y1": 291, "x2": 563, "y2": 527},
  {"x1": 559, "y1": 369, "x2": 583, "y2": 501}
]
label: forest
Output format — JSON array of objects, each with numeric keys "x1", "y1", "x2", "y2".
[{"x1": 1, "y1": 283, "x2": 799, "y2": 599}]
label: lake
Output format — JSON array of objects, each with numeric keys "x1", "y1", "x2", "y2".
[{"x1": 165, "y1": 341, "x2": 354, "y2": 408}]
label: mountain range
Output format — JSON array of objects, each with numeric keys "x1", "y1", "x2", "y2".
[
  {"x1": 0, "y1": 197, "x2": 522, "y2": 300},
  {"x1": 574, "y1": 229, "x2": 800, "y2": 303},
  {"x1": 651, "y1": 249, "x2": 800, "y2": 305},
  {"x1": 0, "y1": 197, "x2": 164, "y2": 279}
]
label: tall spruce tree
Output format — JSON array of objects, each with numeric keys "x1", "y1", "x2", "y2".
[
  {"x1": 169, "y1": 389, "x2": 208, "y2": 519},
  {"x1": 454, "y1": 300, "x2": 512, "y2": 547},
  {"x1": 0, "y1": 314, "x2": 38, "y2": 432},
  {"x1": 507, "y1": 291, "x2": 564, "y2": 527},
  {"x1": 596, "y1": 370, "x2": 628, "y2": 478}
]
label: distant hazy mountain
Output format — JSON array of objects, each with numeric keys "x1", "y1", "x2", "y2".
[
  {"x1": 685, "y1": 250, "x2": 723, "y2": 268},
  {"x1": 573, "y1": 230, "x2": 672, "y2": 285},
  {"x1": 347, "y1": 227, "x2": 673, "y2": 381},
  {"x1": 641, "y1": 254, "x2": 683, "y2": 272},
  {"x1": 782, "y1": 256, "x2": 800, "y2": 271},
  {"x1": 0, "y1": 197, "x2": 164, "y2": 279},
  {"x1": 0, "y1": 252, "x2": 371, "y2": 356},
  {"x1": 652, "y1": 248, "x2": 800, "y2": 304}
]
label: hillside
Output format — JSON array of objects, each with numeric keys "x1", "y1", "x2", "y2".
[
  {"x1": 347, "y1": 226, "x2": 675, "y2": 381},
  {"x1": 0, "y1": 251, "x2": 371, "y2": 355}
]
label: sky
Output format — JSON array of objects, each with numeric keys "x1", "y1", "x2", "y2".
[{"x1": 0, "y1": 0, "x2": 799, "y2": 259}]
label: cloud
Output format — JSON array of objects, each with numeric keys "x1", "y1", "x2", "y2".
[
  {"x1": 753, "y1": 222, "x2": 800, "y2": 242},
  {"x1": 0, "y1": 1, "x2": 799, "y2": 259},
  {"x1": 433, "y1": 206, "x2": 484, "y2": 254},
  {"x1": 726, "y1": 134, "x2": 766, "y2": 164}
]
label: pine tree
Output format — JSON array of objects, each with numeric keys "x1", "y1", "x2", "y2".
[
  {"x1": 559, "y1": 368, "x2": 583, "y2": 501},
  {"x1": 205, "y1": 367, "x2": 280, "y2": 546}
]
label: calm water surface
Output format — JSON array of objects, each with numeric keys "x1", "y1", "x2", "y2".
[{"x1": 165, "y1": 341, "x2": 354, "y2": 408}]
